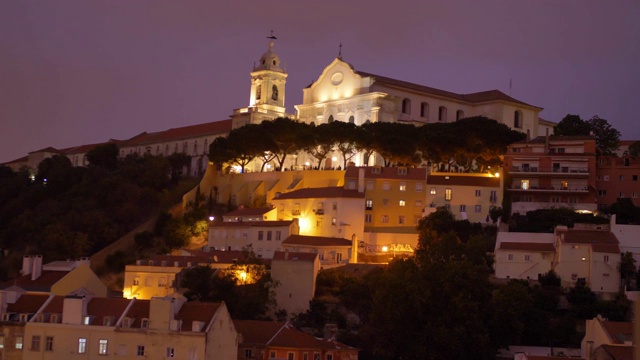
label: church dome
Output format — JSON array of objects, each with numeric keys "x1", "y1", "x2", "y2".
[{"x1": 255, "y1": 41, "x2": 283, "y2": 72}]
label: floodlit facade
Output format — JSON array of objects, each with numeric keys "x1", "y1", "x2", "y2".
[
  {"x1": 207, "y1": 220, "x2": 299, "y2": 258},
  {"x1": 270, "y1": 251, "x2": 320, "y2": 315},
  {"x1": 494, "y1": 232, "x2": 555, "y2": 281}
]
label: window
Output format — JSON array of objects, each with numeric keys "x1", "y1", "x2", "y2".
[
  {"x1": 141, "y1": 318, "x2": 149, "y2": 329},
  {"x1": 430, "y1": 187, "x2": 436, "y2": 195},
  {"x1": 521, "y1": 180, "x2": 530, "y2": 190},
  {"x1": 166, "y1": 347, "x2": 175, "y2": 358},
  {"x1": 31, "y1": 335, "x2": 40, "y2": 351},
  {"x1": 514, "y1": 110, "x2": 522, "y2": 128},
  {"x1": 327, "y1": 115, "x2": 334, "y2": 123},
  {"x1": 256, "y1": 84, "x2": 261, "y2": 100},
  {"x1": 420, "y1": 102, "x2": 429, "y2": 118},
  {"x1": 620, "y1": 192, "x2": 625, "y2": 198},
  {"x1": 332, "y1": 202, "x2": 338, "y2": 210},
  {"x1": 490, "y1": 190, "x2": 497, "y2": 203},
  {"x1": 45, "y1": 336, "x2": 53, "y2": 351},
  {"x1": 445, "y1": 188, "x2": 452, "y2": 201},
  {"x1": 398, "y1": 167, "x2": 407, "y2": 175},
  {"x1": 331, "y1": 218, "x2": 337, "y2": 225},
  {"x1": 399, "y1": 182, "x2": 407, "y2": 191},
  {"x1": 416, "y1": 182, "x2": 423, "y2": 192},
  {"x1": 145, "y1": 277, "x2": 153, "y2": 287},
  {"x1": 633, "y1": 175, "x2": 638, "y2": 181},
  {"x1": 415, "y1": 200, "x2": 423, "y2": 207},
  {"x1": 245, "y1": 349, "x2": 253, "y2": 358},
  {"x1": 524, "y1": 255, "x2": 531, "y2": 262},
  {"x1": 275, "y1": 231, "x2": 282, "y2": 240},
  {"x1": 293, "y1": 203, "x2": 301, "y2": 215},
  {"x1": 258, "y1": 231, "x2": 264, "y2": 240},
  {"x1": 382, "y1": 199, "x2": 389, "y2": 206},
  {"x1": 598, "y1": 190, "x2": 607, "y2": 196},
  {"x1": 365, "y1": 214, "x2": 372, "y2": 223},
  {"x1": 0, "y1": 335, "x2": 4, "y2": 349},
  {"x1": 399, "y1": 200, "x2": 406, "y2": 207},
  {"x1": 402, "y1": 98, "x2": 411, "y2": 114},
  {"x1": 366, "y1": 181, "x2": 374, "y2": 190},
  {"x1": 414, "y1": 215, "x2": 422, "y2": 225},
  {"x1": 475, "y1": 190, "x2": 481, "y2": 197},
  {"x1": 381, "y1": 215, "x2": 389, "y2": 223},
  {"x1": 348, "y1": 115, "x2": 355, "y2": 124},
  {"x1": 475, "y1": 205, "x2": 481, "y2": 213},
  {"x1": 456, "y1": 110, "x2": 464, "y2": 121},
  {"x1": 314, "y1": 353, "x2": 321, "y2": 360},
  {"x1": 271, "y1": 351, "x2": 277, "y2": 358},
  {"x1": 303, "y1": 353, "x2": 309, "y2": 360},
  {"x1": 288, "y1": 352, "x2": 295, "y2": 360},
  {"x1": 267, "y1": 231, "x2": 272, "y2": 241},
  {"x1": 398, "y1": 215, "x2": 405, "y2": 224},
  {"x1": 459, "y1": 205, "x2": 466, "y2": 212},
  {"x1": 620, "y1": 175, "x2": 625, "y2": 181},
  {"x1": 444, "y1": 204, "x2": 450, "y2": 211},
  {"x1": 272, "y1": 85, "x2": 278, "y2": 101},
  {"x1": 508, "y1": 254, "x2": 514, "y2": 261},
  {"x1": 604, "y1": 175, "x2": 609, "y2": 181},
  {"x1": 382, "y1": 182, "x2": 390, "y2": 191},
  {"x1": 15, "y1": 336, "x2": 23, "y2": 350},
  {"x1": 604, "y1": 255, "x2": 610, "y2": 263},
  {"x1": 99, "y1": 340, "x2": 108, "y2": 355},
  {"x1": 327, "y1": 354, "x2": 334, "y2": 360},
  {"x1": 633, "y1": 192, "x2": 638, "y2": 198},
  {"x1": 561, "y1": 181, "x2": 568, "y2": 190},
  {"x1": 365, "y1": 199, "x2": 373, "y2": 210},
  {"x1": 625, "y1": 158, "x2": 630, "y2": 166},
  {"x1": 438, "y1": 106, "x2": 447, "y2": 121}
]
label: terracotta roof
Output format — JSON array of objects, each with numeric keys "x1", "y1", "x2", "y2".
[
  {"x1": 174, "y1": 302, "x2": 221, "y2": 331},
  {"x1": 527, "y1": 357, "x2": 584, "y2": 360},
  {"x1": 282, "y1": 235, "x2": 352, "y2": 247},
  {"x1": 274, "y1": 187, "x2": 364, "y2": 200},
  {"x1": 3, "y1": 155, "x2": 28, "y2": 164},
  {"x1": 224, "y1": 207, "x2": 274, "y2": 217},
  {"x1": 137, "y1": 250, "x2": 270, "y2": 267},
  {"x1": 596, "y1": 344, "x2": 633, "y2": 360},
  {"x1": 344, "y1": 166, "x2": 427, "y2": 181},
  {"x1": 272, "y1": 251, "x2": 318, "y2": 262},
  {"x1": 211, "y1": 220, "x2": 295, "y2": 228},
  {"x1": 601, "y1": 320, "x2": 634, "y2": 344},
  {"x1": 6, "y1": 294, "x2": 50, "y2": 314},
  {"x1": 41, "y1": 295, "x2": 64, "y2": 314},
  {"x1": 427, "y1": 175, "x2": 501, "y2": 187},
  {"x1": 500, "y1": 242, "x2": 555, "y2": 252},
  {"x1": 122, "y1": 299, "x2": 150, "y2": 328},
  {"x1": 234, "y1": 320, "x2": 287, "y2": 344},
  {"x1": 0, "y1": 271, "x2": 70, "y2": 292},
  {"x1": 558, "y1": 230, "x2": 620, "y2": 253},
  {"x1": 87, "y1": 297, "x2": 131, "y2": 325},
  {"x1": 356, "y1": 70, "x2": 540, "y2": 108},
  {"x1": 123, "y1": 120, "x2": 231, "y2": 146},
  {"x1": 64, "y1": 140, "x2": 122, "y2": 155},
  {"x1": 28, "y1": 146, "x2": 63, "y2": 154}
]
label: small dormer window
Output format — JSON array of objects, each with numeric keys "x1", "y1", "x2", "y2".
[
  {"x1": 141, "y1": 318, "x2": 149, "y2": 329},
  {"x1": 83, "y1": 316, "x2": 93, "y2": 325},
  {"x1": 50, "y1": 314, "x2": 59, "y2": 323},
  {"x1": 19, "y1": 314, "x2": 29, "y2": 322},
  {"x1": 398, "y1": 167, "x2": 407, "y2": 175},
  {"x1": 122, "y1": 317, "x2": 133, "y2": 328},
  {"x1": 103, "y1": 316, "x2": 114, "y2": 326}
]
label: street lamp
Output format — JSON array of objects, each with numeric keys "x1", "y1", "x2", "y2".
[{"x1": 209, "y1": 216, "x2": 215, "y2": 222}]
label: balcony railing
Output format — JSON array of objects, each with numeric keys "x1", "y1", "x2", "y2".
[
  {"x1": 292, "y1": 210, "x2": 301, "y2": 215},
  {"x1": 509, "y1": 166, "x2": 589, "y2": 174},
  {"x1": 508, "y1": 185, "x2": 589, "y2": 192}
]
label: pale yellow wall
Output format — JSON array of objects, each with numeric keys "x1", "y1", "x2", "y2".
[
  {"x1": 208, "y1": 223, "x2": 296, "y2": 257},
  {"x1": 23, "y1": 322, "x2": 115, "y2": 360},
  {"x1": 204, "y1": 303, "x2": 238, "y2": 360},
  {"x1": 555, "y1": 243, "x2": 591, "y2": 287},
  {"x1": 123, "y1": 266, "x2": 181, "y2": 300},
  {"x1": 494, "y1": 250, "x2": 553, "y2": 280},
  {"x1": 50, "y1": 264, "x2": 107, "y2": 297},
  {"x1": 581, "y1": 317, "x2": 614, "y2": 358},
  {"x1": 271, "y1": 257, "x2": 319, "y2": 315},
  {"x1": 358, "y1": 176, "x2": 426, "y2": 230},
  {"x1": 590, "y1": 251, "x2": 619, "y2": 293},
  {"x1": 0, "y1": 323, "x2": 27, "y2": 360}
]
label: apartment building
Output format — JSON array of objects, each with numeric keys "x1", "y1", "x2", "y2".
[
  {"x1": 596, "y1": 154, "x2": 640, "y2": 209},
  {"x1": 504, "y1": 135, "x2": 598, "y2": 215}
]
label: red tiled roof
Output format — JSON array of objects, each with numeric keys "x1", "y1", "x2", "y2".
[
  {"x1": 597, "y1": 344, "x2": 633, "y2": 360},
  {"x1": 6, "y1": 294, "x2": 51, "y2": 314},
  {"x1": 601, "y1": 321, "x2": 634, "y2": 344},
  {"x1": 274, "y1": 187, "x2": 364, "y2": 200},
  {"x1": 123, "y1": 299, "x2": 150, "y2": 328},
  {"x1": 181, "y1": 249, "x2": 272, "y2": 266},
  {"x1": 282, "y1": 235, "x2": 352, "y2": 247},
  {"x1": 3, "y1": 155, "x2": 28, "y2": 164},
  {"x1": 0, "y1": 271, "x2": 70, "y2": 292},
  {"x1": 64, "y1": 140, "x2": 123, "y2": 155},
  {"x1": 234, "y1": 320, "x2": 287, "y2": 344},
  {"x1": 272, "y1": 251, "x2": 318, "y2": 262},
  {"x1": 344, "y1": 166, "x2": 427, "y2": 181},
  {"x1": 527, "y1": 357, "x2": 584, "y2": 360},
  {"x1": 174, "y1": 302, "x2": 221, "y2": 331},
  {"x1": 355, "y1": 70, "x2": 540, "y2": 109},
  {"x1": 558, "y1": 230, "x2": 620, "y2": 253},
  {"x1": 224, "y1": 207, "x2": 274, "y2": 217},
  {"x1": 28, "y1": 147, "x2": 63, "y2": 154},
  {"x1": 123, "y1": 120, "x2": 231, "y2": 146},
  {"x1": 499, "y1": 242, "x2": 555, "y2": 252},
  {"x1": 427, "y1": 175, "x2": 501, "y2": 187},
  {"x1": 87, "y1": 297, "x2": 131, "y2": 325},
  {"x1": 212, "y1": 220, "x2": 295, "y2": 228},
  {"x1": 41, "y1": 295, "x2": 64, "y2": 314}
]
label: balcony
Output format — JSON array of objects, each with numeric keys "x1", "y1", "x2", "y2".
[
  {"x1": 509, "y1": 166, "x2": 589, "y2": 175},
  {"x1": 314, "y1": 209, "x2": 324, "y2": 215},
  {"x1": 292, "y1": 209, "x2": 301, "y2": 215}
]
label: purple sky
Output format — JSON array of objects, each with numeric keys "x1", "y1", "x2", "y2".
[{"x1": 1, "y1": 1, "x2": 639, "y2": 164}]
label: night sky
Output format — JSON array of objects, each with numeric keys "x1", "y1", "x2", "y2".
[{"x1": 1, "y1": 1, "x2": 639, "y2": 163}]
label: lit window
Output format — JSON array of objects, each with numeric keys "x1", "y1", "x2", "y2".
[
  {"x1": 0, "y1": 335, "x2": 4, "y2": 349},
  {"x1": 399, "y1": 200, "x2": 406, "y2": 207},
  {"x1": 521, "y1": 180, "x2": 530, "y2": 190},
  {"x1": 331, "y1": 218, "x2": 337, "y2": 225},
  {"x1": 99, "y1": 340, "x2": 108, "y2": 355},
  {"x1": 133, "y1": 277, "x2": 139, "y2": 286},
  {"x1": 430, "y1": 187, "x2": 436, "y2": 195},
  {"x1": 365, "y1": 199, "x2": 373, "y2": 210},
  {"x1": 445, "y1": 188, "x2": 452, "y2": 201},
  {"x1": 15, "y1": 336, "x2": 23, "y2": 350},
  {"x1": 399, "y1": 182, "x2": 406, "y2": 191}
]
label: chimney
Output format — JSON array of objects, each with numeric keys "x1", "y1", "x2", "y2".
[
  {"x1": 62, "y1": 295, "x2": 89, "y2": 325},
  {"x1": 357, "y1": 167, "x2": 365, "y2": 193},
  {"x1": 31, "y1": 255, "x2": 43, "y2": 280},
  {"x1": 586, "y1": 340, "x2": 593, "y2": 360},
  {"x1": 21, "y1": 255, "x2": 33, "y2": 276}
]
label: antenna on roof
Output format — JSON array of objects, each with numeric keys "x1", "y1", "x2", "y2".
[
  {"x1": 338, "y1": 42, "x2": 343, "y2": 59},
  {"x1": 267, "y1": 30, "x2": 277, "y2": 40}
]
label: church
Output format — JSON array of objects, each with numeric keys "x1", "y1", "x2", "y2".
[{"x1": 4, "y1": 39, "x2": 553, "y2": 175}]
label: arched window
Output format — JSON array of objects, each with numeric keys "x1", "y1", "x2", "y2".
[
  {"x1": 328, "y1": 115, "x2": 334, "y2": 123},
  {"x1": 256, "y1": 85, "x2": 261, "y2": 100},
  {"x1": 420, "y1": 102, "x2": 429, "y2": 118},
  {"x1": 514, "y1": 110, "x2": 523, "y2": 128},
  {"x1": 402, "y1": 98, "x2": 411, "y2": 114},
  {"x1": 272, "y1": 85, "x2": 278, "y2": 101},
  {"x1": 438, "y1": 106, "x2": 447, "y2": 121},
  {"x1": 348, "y1": 116, "x2": 355, "y2": 124},
  {"x1": 456, "y1": 110, "x2": 465, "y2": 121}
]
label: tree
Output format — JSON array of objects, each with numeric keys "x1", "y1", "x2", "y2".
[
  {"x1": 627, "y1": 141, "x2": 640, "y2": 157},
  {"x1": 554, "y1": 114, "x2": 591, "y2": 136},
  {"x1": 166, "y1": 153, "x2": 191, "y2": 182},
  {"x1": 86, "y1": 143, "x2": 119, "y2": 171},
  {"x1": 304, "y1": 123, "x2": 334, "y2": 169},
  {"x1": 619, "y1": 252, "x2": 637, "y2": 290},
  {"x1": 587, "y1": 116, "x2": 620, "y2": 155},
  {"x1": 261, "y1": 118, "x2": 311, "y2": 171}
]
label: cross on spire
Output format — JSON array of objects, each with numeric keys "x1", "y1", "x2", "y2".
[
  {"x1": 267, "y1": 30, "x2": 277, "y2": 40},
  {"x1": 338, "y1": 43, "x2": 343, "y2": 59}
]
